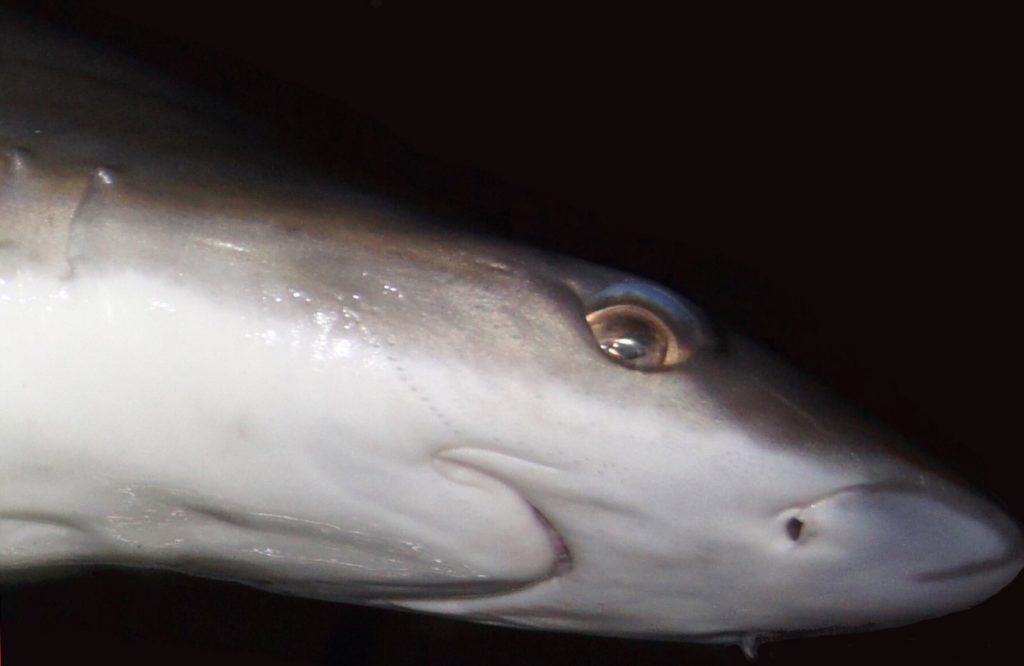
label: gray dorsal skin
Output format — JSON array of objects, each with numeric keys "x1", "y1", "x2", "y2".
[{"x1": 1, "y1": 10, "x2": 1022, "y2": 648}]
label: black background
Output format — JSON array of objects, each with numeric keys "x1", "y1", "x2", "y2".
[{"x1": 0, "y1": 2, "x2": 1019, "y2": 664}]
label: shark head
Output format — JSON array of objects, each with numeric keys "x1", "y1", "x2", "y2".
[
  {"x1": 2, "y1": 209, "x2": 1021, "y2": 646},
  {"x1": 358, "y1": 251, "x2": 1024, "y2": 643}
]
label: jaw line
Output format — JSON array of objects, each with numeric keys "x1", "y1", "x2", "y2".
[
  {"x1": 409, "y1": 447, "x2": 575, "y2": 600},
  {"x1": 528, "y1": 503, "x2": 574, "y2": 578}
]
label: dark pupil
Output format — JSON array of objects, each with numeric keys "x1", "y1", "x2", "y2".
[
  {"x1": 585, "y1": 307, "x2": 669, "y2": 370},
  {"x1": 602, "y1": 335, "x2": 648, "y2": 360}
]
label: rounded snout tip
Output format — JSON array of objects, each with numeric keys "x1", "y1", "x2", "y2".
[
  {"x1": 798, "y1": 481, "x2": 1023, "y2": 616},
  {"x1": 904, "y1": 490, "x2": 1024, "y2": 586}
]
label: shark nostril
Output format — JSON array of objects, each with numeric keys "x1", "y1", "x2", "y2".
[{"x1": 786, "y1": 516, "x2": 805, "y2": 542}]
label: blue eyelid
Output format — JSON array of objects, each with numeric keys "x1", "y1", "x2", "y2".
[{"x1": 584, "y1": 280, "x2": 715, "y2": 350}]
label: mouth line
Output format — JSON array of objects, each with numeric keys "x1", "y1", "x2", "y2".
[
  {"x1": 434, "y1": 447, "x2": 575, "y2": 589},
  {"x1": 383, "y1": 501, "x2": 574, "y2": 608},
  {"x1": 529, "y1": 503, "x2": 574, "y2": 578},
  {"x1": 915, "y1": 551, "x2": 1024, "y2": 582}
]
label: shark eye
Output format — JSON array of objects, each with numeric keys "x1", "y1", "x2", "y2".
[
  {"x1": 584, "y1": 281, "x2": 711, "y2": 371},
  {"x1": 586, "y1": 304, "x2": 681, "y2": 370}
]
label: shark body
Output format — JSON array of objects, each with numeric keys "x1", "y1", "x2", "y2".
[{"x1": 1, "y1": 10, "x2": 1021, "y2": 650}]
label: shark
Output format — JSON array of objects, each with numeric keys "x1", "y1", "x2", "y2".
[{"x1": 0, "y1": 9, "x2": 1020, "y2": 654}]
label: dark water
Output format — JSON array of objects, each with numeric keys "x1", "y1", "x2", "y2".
[{"x1": 1, "y1": 3, "x2": 1018, "y2": 664}]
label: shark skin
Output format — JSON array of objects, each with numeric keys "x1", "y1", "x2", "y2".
[{"x1": 0, "y1": 8, "x2": 1021, "y2": 652}]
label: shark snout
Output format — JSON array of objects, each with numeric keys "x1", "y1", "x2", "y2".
[{"x1": 786, "y1": 480, "x2": 1023, "y2": 621}]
